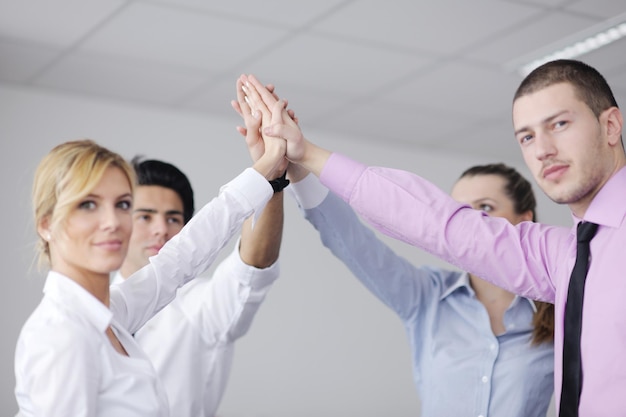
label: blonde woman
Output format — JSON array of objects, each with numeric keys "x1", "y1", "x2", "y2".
[{"x1": 15, "y1": 138, "x2": 285, "y2": 417}]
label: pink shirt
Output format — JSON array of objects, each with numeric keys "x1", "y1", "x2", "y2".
[{"x1": 321, "y1": 152, "x2": 626, "y2": 416}]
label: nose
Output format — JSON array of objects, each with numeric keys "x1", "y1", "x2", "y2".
[
  {"x1": 534, "y1": 131, "x2": 557, "y2": 161},
  {"x1": 152, "y1": 217, "x2": 168, "y2": 239},
  {"x1": 101, "y1": 205, "x2": 122, "y2": 231}
]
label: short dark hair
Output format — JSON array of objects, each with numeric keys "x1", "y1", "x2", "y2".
[
  {"x1": 514, "y1": 59, "x2": 619, "y2": 117},
  {"x1": 459, "y1": 163, "x2": 537, "y2": 221},
  {"x1": 131, "y1": 156, "x2": 195, "y2": 224}
]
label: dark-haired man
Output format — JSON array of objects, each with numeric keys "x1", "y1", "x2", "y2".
[
  {"x1": 242, "y1": 59, "x2": 626, "y2": 416},
  {"x1": 114, "y1": 156, "x2": 284, "y2": 417}
]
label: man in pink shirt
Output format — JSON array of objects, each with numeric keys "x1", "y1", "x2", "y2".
[{"x1": 239, "y1": 59, "x2": 625, "y2": 417}]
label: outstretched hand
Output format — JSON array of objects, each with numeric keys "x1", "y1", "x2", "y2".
[
  {"x1": 236, "y1": 74, "x2": 331, "y2": 178},
  {"x1": 242, "y1": 75, "x2": 308, "y2": 164},
  {"x1": 233, "y1": 76, "x2": 288, "y2": 180},
  {"x1": 231, "y1": 77, "x2": 297, "y2": 163}
]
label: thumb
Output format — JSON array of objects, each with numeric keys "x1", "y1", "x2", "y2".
[{"x1": 270, "y1": 100, "x2": 287, "y2": 126}]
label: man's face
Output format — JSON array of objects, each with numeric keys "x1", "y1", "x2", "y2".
[
  {"x1": 513, "y1": 82, "x2": 612, "y2": 215},
  {"x1": 122, "y1": 185, "x2": 185, "y2": 275}
]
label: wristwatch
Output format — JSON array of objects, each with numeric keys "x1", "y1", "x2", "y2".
[{"x1": 269, "y1": 171, "x2": 290, "y2": 193}]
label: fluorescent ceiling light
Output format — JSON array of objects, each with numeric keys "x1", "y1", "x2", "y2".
[{"x1": 506, "y1": 12, "x2": 626, "y2": 77}]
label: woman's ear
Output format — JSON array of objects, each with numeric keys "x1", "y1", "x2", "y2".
[
  {"x1": 520, "y1": 210, "x2": 534, "y2": 223},
  {"x1": 38, "y1": 216, "x2": 51, "y2": 242}
]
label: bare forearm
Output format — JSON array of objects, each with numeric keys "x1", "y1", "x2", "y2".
[
  {"x1": 239, "y1": 191, "x2": 284, "y2": 268},
  {"x1": 293, "y1": 139, "x2": 332, "y2": 178}
]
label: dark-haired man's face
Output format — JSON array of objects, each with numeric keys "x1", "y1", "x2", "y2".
[
  {"x1": 513, "y1": 82, "x2": 613, "y2": 216},
  {"x1": 121, "y1": 185, "x2": 185, "y2": 276}
]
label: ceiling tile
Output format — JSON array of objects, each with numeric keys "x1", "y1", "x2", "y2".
[
  {"x1": 181, "y1": 73, "x2": 358, "y2": 130},
  {"x1": 319, "y1": 96, "x2": 477, "y2": 151},
  {"x1": 0, "y1": 0, "x2": 126, "y2": 46},
  {"x1": 79, "y1": 2, "x2": 290, "y2": 71},
  {"x1": 36, "y1": 51, "x2": 209, "y2": 105},
  {"x1": 442, "y1": 119, "x2": 523, "y2": 162},
  {"x1": 311, "y1": 0, "x2": 542, "y2": 55},
  {"x1": 145, "y1": 0, "x2": 349, "y2": 26},
  {"x1": 380, "y1": 61, "x2": 522, "y2": 119},
  {"x1": 578, "y1": 37, "x2": 626, "y2": 75},
  {"x1": 1, "y1": 0, "x2": 624, "y2": 163},
  {"x1": 467, "y1": 12, "x2": 597, "y2": 66},
  {"x1": 178, "y1": 75, "x2": 249, "y2": 123},
  {"x1": 508, "y1": 0, "x2": 570, "y2": 6},
  {"x1": 0, "y1": 38, "x2": 60, "y2": 82},
  {"x1": 565, "y1": 0, "x2": 626, "y2": 18},
  {"x1": 238, "y1": 33, "x2": 433, "y2": 96}
]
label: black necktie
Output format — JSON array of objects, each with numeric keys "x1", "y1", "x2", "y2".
[{"x1": 559, "y1": 221, "x2": 599, "y2": 417}]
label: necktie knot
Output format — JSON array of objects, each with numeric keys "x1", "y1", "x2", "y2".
[{"x1": 577, "y1": 221, "x2": 598, "y2": 243}]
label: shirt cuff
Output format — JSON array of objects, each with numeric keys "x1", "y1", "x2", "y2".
[
  {"x1": 286, "y1": 172, "x2": 329, "y2": 210},
  {"x1": 220, "y1": 168, "x2": 273, "y2": 222},
  {"x1": 319, "y1": 152, "x2": 368, "y2": 203},
  {"x1": 227, "y1": 239, "x2": 280, "y2": 290}
]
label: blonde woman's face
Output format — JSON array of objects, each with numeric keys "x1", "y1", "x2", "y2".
[
  {"x1": 46, "y1": 166, "x2": 133, "y2": 279},
  {"x1": 451, "y1": 174, "x2": 530, "y2": 226}
]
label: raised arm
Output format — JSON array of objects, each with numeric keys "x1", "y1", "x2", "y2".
[
  {"x1": 240, "y1": 73, "x2": 567, "y2": 305},
  {"x1": 112, "y1": 101, "x2": 287, "y2": 333},
  {"x1": 234, "y1": 75, "x2": 284, "y2": 267}
]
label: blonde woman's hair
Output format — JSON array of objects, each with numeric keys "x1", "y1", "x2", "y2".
[{"x1": 32, "y1": 139, "x2": 135, "y2": 267}]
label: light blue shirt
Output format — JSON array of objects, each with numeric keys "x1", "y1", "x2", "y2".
[
  {"x1": 290, "y1": 173, "x2": 554, "y2": 417},
  {"x1": 321, "y1": 153, "x2": 626, "y2": 416}
]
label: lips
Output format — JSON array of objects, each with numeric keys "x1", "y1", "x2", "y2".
[
  {"x1": 95, "y1": 240, "x2": 123, "y2": 250},
  {"x1": 542, "y1": 164, "x2": 568, "y2": 180},
  {"x1": 146, "y1": 244, "x2": 164, "y2": 254}
]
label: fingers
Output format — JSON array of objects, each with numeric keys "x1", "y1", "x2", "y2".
[
  {"x1": 270, "y1": 100, "x2": 287, "y2": 126},
  {"x1": 231, "y1": 99, "x2": 243, "y2": 117},
  {"x1": 236, "y1": 77, "x2": 250, "y2": 114},
  {"x1": 241, "y1": 75, "x2": 271, "y2": 122},
  {"x1": 235, "y1": 125, "x2": 247, "y2": 138},
  {"x1": 247, "y1": 74, "x2": 279, "y2": 111}
]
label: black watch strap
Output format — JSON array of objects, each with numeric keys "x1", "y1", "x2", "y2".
[{"x1": 269, "y1": 171, "x2": 290, "y2": 193}]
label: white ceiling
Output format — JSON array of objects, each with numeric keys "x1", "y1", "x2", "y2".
[{"x1": 1, "y1": 0, "x2": 626, "y2": 163}]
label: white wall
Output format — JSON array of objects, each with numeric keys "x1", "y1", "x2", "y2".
[{"x1": 0, "y1": 84, "x2": 569, "y2": 416}]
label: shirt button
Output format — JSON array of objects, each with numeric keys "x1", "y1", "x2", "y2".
[
  {"x1": 478, "y1": 415, "x2": 484, "y2": 417},
  {"x1": 490, "y1": 343, "x2": 496, "y2": 350},
  {"x1": 481, "y1": 376, "x2": 489, "y2": 383}
]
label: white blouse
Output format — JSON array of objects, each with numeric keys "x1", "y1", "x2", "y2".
[
  {"x1": 111, "y1": 244, "x2": 280, "y2": 417},
  {"x1": 14, "y1": 168, "x2": 272, "y2": 417}
]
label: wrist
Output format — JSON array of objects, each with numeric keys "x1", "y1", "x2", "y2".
[
  {"x1": 300, "y1": 142, "x2": 330, "y2": 177},
  {"x1": 253, "y1": 145, "x2": 285, "y2": 179},
  {"x1": 269, "y1": 171, "x2": 290, "y2": 193}
]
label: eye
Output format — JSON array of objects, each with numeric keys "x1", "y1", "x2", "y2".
[
  {"x1": 167, "y1": 217, "x2": 183, "y2": 225},
  {"x1": 135, "y1": 213, "x2": 151, "y2": 222},
  {"x1": 117, "y1": 200, "x2": 132, "y2": 210},
  {"x1": 518, "y1": 133, "x2": 533, "y2": 145},
  {"x1": 478, "y1": 204, "x2": 494, "y2": 213},
  {"x1": 78, "y1": 200, "x2": 96, "y2": 210},
  {"x1": 553, "y1": 120, "x2": 568, "y2": 130}
]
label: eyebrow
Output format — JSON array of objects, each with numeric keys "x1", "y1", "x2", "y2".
[
  {"x1": 514, "y1": 110, "x2": 569, "y2": 136},
  {"x1": 84, "y1": 192, "x2": 133, "y2": 200},
  {"x1": 471, "y1": 198, "x2": 496, "y2": 205},
  {"x1": 133, "y1": 208, "x2": 184, "y2": 216}
]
